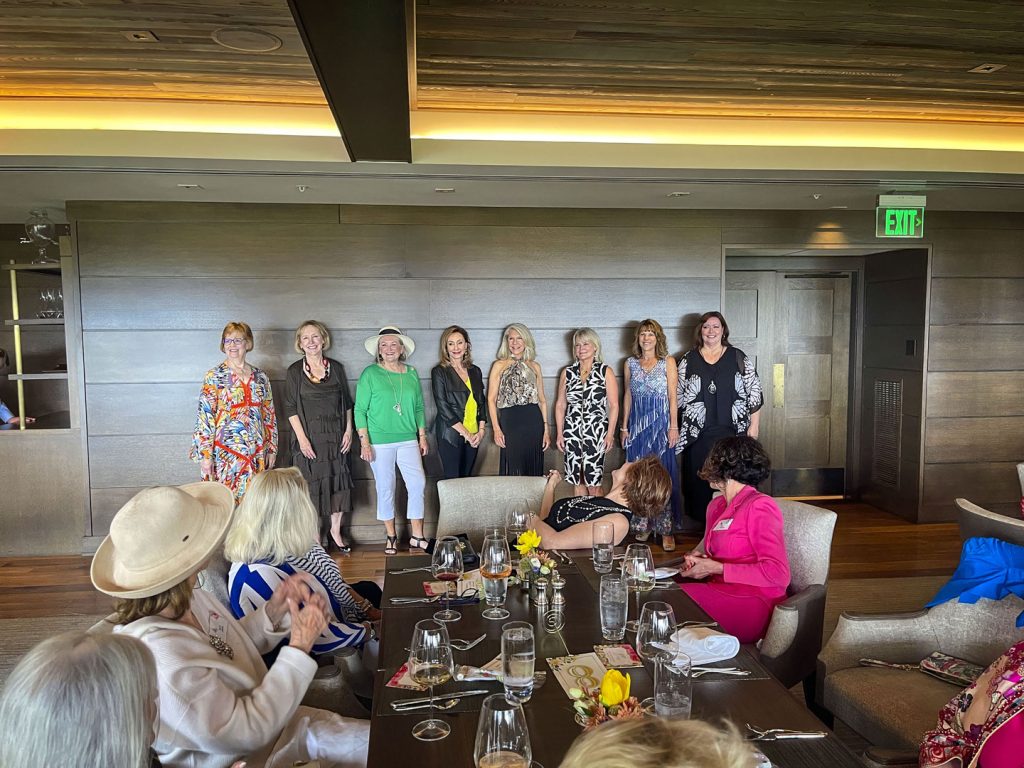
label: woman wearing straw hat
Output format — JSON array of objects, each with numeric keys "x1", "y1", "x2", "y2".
[
  {"x1": 354, "y1": 326, "x2": 428, "y2": 555},
  {"x1": 91, "y1": 481, "x2": 370, "y2": 768}
]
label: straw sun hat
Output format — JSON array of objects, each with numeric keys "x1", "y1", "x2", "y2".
[
  {"x1": 363, "y1": 326, "x2": 415, "y2": 357},
  {"x1": 90, "y1": 482, "x2": 234, "y2": 599}
]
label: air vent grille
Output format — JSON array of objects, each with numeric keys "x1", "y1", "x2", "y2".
[{"x1": 871, "y1": 379, "x2": 902, "y2": 488}]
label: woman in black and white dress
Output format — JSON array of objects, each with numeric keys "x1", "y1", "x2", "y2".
[{"x1": 555, "y1": 328, "x2": 619, "y2": 496}]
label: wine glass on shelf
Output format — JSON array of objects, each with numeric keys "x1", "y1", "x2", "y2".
[
  {"x1": 474, "y1": 693, "x2": 532, "y2": 768},
  {"x1": 481, "y1": 532, "x2": 512, "y2": 620},
  {"x1": 432, "y1": 535, "x2": 464, "y2": 623},
  {"x1": 408, "y1": 619, "x2": 454, "y2": 742},
  {"x1": 505, "y1": 498, "x2": 530, "y2": 544},
  {"x1": 622, "y1": 543, "x2": 655, "y2": 633}
]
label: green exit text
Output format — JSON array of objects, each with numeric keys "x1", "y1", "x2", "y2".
[{"x1": 876, "y1": 207, "x2": 925, "y2": 238}]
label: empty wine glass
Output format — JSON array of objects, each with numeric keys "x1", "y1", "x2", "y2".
[
  {"x1": 636, "y1": 600, "x2": 677, "y2": 668},
  {"x1": 432, "y1": 536, "x2": 464, "y2": 623},
  {"x1": 408, "y1": 619, "x2": 454, "y2": 741},
  {"x1": 474, "y1": 693, "x2": 532, "y2": 768},
  {"x1": 481, "y1": 533, "x2": 512, "y2": 620},
  {"x1": 505, "y1": 498, "x2": 530, "y2": 543},
  {"x1": 622, "y1": 543, "x2": 655, "y2": 632}
]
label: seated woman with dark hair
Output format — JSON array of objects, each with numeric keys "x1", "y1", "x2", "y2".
[
  {"x1": 679, "y1": 435, "x2": 790, "y2": 643},
  {"x1": 528, "y1": 456, "x2": 672, "y2": 549}
]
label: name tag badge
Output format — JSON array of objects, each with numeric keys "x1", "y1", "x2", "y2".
[
  {"x1": 208, "y1": 611, "x2": 228, "y2": 643},
  {"x1": 713, "y1": 518, "x2": 734, "y2": 532}
]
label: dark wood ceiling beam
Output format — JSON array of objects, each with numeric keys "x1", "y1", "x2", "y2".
[{"x1": 288, "y1": 0, "x2": 411, "y2": 163}]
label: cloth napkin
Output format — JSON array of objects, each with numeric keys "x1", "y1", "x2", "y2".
[{"x1": 656, "y1": 626, "x2": 740, "y2": 665}]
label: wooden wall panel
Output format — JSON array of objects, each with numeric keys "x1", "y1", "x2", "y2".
[
  {"x1": 863, "y1": 326, "x2": 925, "y2": 372},
  {"x1": 928, "y1": 326, "x2": 1024, "y2": 371},
  {"x1": 864, "y1": 278, "x2": 927, "y2": 327},
  {"x1": 922, "y1": 462, "x2": 1021, "y2": 508},
  {"x1": 931, "y1": 230, "x2": 1024, "y2": 277},
  {"x1": 925, "y1": 417, "x2": 1024, "y2": 464},
  {"x1": 926, "y1": 372, "x2": 1024, "y2": 417},
  {"x1": 70, "y1": 202, "x2": 337, "y2": 224},
  {"x1": 930, "y1": 279, "x2": 1024, "y2": 325}
]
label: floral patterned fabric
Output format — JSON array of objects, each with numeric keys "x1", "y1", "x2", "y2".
[
  {"x1": 675, "y1": 346, "x2": 763, "y2": 452},
  {"x1": 920, "y1": 640, "x2": 1024, "y2": 767},
  {"x1": 190, "y1": 363, "x2": 278, "y2": 501}
]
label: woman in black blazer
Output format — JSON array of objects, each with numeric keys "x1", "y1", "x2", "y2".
[{"x1": 430, "y1": 325, "x2": 487, "y2": 479}]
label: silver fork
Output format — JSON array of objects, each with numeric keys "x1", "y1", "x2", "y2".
[
  {"x1": 389, "y1": 595, "x2": 442, "y2": 605},
  {"x1": 691, "y1": 666, "x2": 750, "y2": 678},
  {"x1": 451, "y1": 633, "x2": 487, "y2": 651},
  {"x1": 745, "y1": 723, "x2": 828, "y2": 741}
]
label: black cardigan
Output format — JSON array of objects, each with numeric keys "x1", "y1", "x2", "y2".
[{"x1": 430, "y1": 363, "x2": 486, "y2": 446}]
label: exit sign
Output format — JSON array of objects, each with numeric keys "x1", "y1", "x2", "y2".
[{"x1": 876, "y1": 207, "x2": 925, "y2": 238}]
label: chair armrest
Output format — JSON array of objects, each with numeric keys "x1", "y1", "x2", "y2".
[{"x1": 759, "y1": 584, "x2": 826, "y2": 688}]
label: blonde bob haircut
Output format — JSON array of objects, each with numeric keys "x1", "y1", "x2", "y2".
[
  {"x1": 220, "y1": 321, "x2": 254, "y2": 353},
  {"x1": 224, "y1": 467, "x2": 318, "y2": 565},
  {"x1": 496, "y1": 323, "x2": 537, "y2": 362},
  {"x1": 439, "y1": 325, "x2": 474, "y2": 367},
  {"x1": 632, "y1": 318, "x2": 668, "y2": 359},
  {"x1": 294, "y1": 320, "x2": 332, "y2": 354},
  {"x1": 0, "y1": 632, "x2": 158, "y2": 768},
  {"x1": 558, "y1": 717, "x2": 756, "y2": 768},
  {"x1": 572, "y1": 327, "x2": 603, "y2": 363}
]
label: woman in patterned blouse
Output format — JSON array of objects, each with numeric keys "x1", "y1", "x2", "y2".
[
  {"x1": 189, "y1": 321, "x2": 277, "y2": 502},
  {"x1": 487, "y1": 323, "x2": 549, "y2": 476}
]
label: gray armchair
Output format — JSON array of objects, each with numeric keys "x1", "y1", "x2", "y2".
[
  {"x1": 956, "y1": 497, "x2": 1024, "y2": 547},
  {"x1": 435, "y1": 475, "x2": 547, "y2": 545},
  {"x1": 757, "y1": 499, "x2": 837, "y2": 702}
]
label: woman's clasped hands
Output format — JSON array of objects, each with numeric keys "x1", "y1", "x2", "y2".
[{"x1": 681, "y1": 552, "x2": 724, "y2": 580}]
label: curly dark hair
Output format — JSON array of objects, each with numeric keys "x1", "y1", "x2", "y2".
[{"x1": 698, "y1": 435, "x2": 771, "y2": 487}]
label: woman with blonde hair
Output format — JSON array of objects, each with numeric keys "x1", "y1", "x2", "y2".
[
  {"x1": 431, "y1": 325, "x2": 487, "y2": 479},
  {"x1": 488, "y1": 322, "x2": 549, "y2": 476},
  {"x1": 0, "y1": 631, "x2": 158, "y2": 768},
  {"x1": 284, "y1": 319, "x2": 355, "y2": 552},
  {"x1": 620, "y1": 318, "x2": 682, "y2": 550},
  {"x1": 226, "y1": 467, "x2": 380, "y2": 665},
  {"x1": 555, "y1": 327, "x2": 619, "y2": 496},
  {"x1": 559, "y1": 717, "x2": 757, "y2": 768},
  {"x1": 190, "y1": 320, "x2": 278, "y2": 501},
  {"x1": 92, "y1": 480, "x2": 369, "y2": 767}
]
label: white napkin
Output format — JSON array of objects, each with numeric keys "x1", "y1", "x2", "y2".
[{"x1": 656, "y1": 626, "x2": 740, "y2": 665}]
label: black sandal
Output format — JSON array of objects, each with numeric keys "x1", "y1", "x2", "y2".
[{"x1": 384, "y1": 535, "x2": 398, "y2": 555}]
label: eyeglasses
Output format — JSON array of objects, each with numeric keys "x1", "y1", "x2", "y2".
[{"x1": 222, "y1": 338, "x2": 247, "y2": 346}]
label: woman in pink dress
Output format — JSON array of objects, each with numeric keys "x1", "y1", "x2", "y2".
[{"x1": 679, "y1": 435, "x2": 789, "y2": 643}]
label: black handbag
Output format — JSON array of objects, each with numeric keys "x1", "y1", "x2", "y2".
[{"x1": 425, "y1": 533, "x2": 479, "y2": 568}]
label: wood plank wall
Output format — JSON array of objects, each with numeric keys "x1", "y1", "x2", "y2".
[{"x1": 45, "y1": 203, "x2": 1024, "y2": 553}]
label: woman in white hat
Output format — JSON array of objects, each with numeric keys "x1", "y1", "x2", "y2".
[
  {"x1": 90, "y1": 481, "x2": 370, "y2": 768},
  {"x1": 353, "y1": 326, "x2": 428, "y2": 555}
]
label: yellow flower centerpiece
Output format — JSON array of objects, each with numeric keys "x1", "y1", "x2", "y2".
[
  {"x1": 514, "y1": 530, "x2": 558, "y2": 578},
  {"x1": 570, "y1": 670, "x2": 646, "y2": 729}
]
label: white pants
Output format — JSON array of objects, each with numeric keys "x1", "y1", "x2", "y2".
[
  {"x1": 369, "y1": 439, "x2": 425, "y2": 522},
  {"x1": 265, "y1": 706, "x2": 370, "y2": 768}
]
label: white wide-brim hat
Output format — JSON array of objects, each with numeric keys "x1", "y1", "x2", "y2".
[
  {"x1": 91, "y1": 482, "x2": 234, "y2": 599},
  {"x1": 364, "y1": 326, "x2": 415, "y2": 357}
]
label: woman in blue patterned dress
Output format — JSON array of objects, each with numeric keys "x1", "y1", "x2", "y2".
[
  {"x1": 620, "y1": 318, "x2": 681, "y2": 551},
  {"x1": 555, "y1": 328, "x2": 619, "y2": 496},
  {"x1": 224, "y1": 468, "x2": 380, "y2": 673}
]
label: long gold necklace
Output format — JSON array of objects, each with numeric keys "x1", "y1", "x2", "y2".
[{"x1": 383, "y1": 364, "x2": 405, "y2": 415}]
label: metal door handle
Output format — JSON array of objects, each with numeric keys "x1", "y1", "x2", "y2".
[{"x1": 773, "y1": 364, "x2": 785, "y2": 408}]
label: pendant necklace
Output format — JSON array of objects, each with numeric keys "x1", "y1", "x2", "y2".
[{"x1": 385, "y1": 365, "x2": 405, "y2": 415}]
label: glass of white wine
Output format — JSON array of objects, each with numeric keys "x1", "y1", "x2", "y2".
[
  {"x1": 408, "y1": 619, "x2": 454, "y2": 741},
  {"x1": 481, "y1": 532, "x2": 513, "y2": 620},
  {"x1": 474, "y1": 693, "x2": 532, "y2": 768},
  {"x1": 622, "y1": 543, "x2": 655, "y2": 633}
]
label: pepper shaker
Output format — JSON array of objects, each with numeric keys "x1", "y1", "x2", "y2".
[
  {"x1": 551, "y1": 573, "x2": 566, "y2": 607},
  {"x1": 534, "y1": 576, "x2": 549, "y2": 606}
]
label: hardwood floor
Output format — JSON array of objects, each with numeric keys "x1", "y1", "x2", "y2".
[{"x1": 0, "y1": 501, "x2": 961, "y2": 622}]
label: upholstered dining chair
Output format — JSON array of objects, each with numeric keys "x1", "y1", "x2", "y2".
[
  {"x1": 435, "y1": 475, "x2": 548, "y2": 545},
  {"x1": 955, "y1": 497, "x2": 1024, "y2": 547},
  {"x1": 757, "y1": 499, "x2": 838, "y2": 705}
]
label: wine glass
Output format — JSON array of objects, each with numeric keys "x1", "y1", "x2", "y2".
[
  {"x1": 505, "y1": 498, "x2": 530, "y2": 543},
  {"x1": 636, "y1": 600, "x2": 677, "y2": 668},
  {"x1": 432, "y1": 536, "x2": 464, "y2": 623},
  {"x1": 622, "y1": 543, "x2": 655, "y2": 632},
  {"x1": 481, "y1": 532, "x2": 512, "y2": 620},
  {"x1": 408, "y1": 619, "x2": 454, "y2": 741},
  {"x1": 474, "y1": 693, "x2": 532, "y2": 768}
]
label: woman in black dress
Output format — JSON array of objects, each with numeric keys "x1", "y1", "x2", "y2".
[
  {"x1": 431, "y1": 325, "x2": 487, "y2": 479},
  {"x1": 675, "y1": 311, "x2": 763, "y2": 528},
  {"x1": 284, "y1": 320, "x2": 355, "y2": 552},
  {"x1": 529, "y1": 457, "x2": 672, "y2": 549}
]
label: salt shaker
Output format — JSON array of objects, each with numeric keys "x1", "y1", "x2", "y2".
[
  {"x1": 534, "y1": 576, "x2": 549, "y2": 606},
  {"x1": 551, "y1": 573, "x2": 566, "y2": 607}
]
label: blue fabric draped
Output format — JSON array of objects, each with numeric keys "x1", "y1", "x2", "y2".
[{"x1": 926, "y1": 537, "x2": 1024, "y2": 628}]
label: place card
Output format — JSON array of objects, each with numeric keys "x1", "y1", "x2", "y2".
[
  {"x1": 385, "y1": 662, "x2": 426, "y2": 691},
  {"x1": 423, "y1": 568, "x2": 484, "y2": 597},
  {"x1": 546, "y1": 652, "x2": 608, "y2": 698},
  {"x1": 594, "y1": 644, "x2": 643, "y2": 668}
]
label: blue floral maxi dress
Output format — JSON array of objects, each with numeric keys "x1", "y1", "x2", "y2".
[{"x1": 625, "y1": 357, "x2": 681, "y2": 534}]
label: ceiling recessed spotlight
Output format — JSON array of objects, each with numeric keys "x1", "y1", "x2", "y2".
[
  {"x1": 812, "y1": 193, "x2": 822, "y2": 200},
  {"x1": 296, "y1": 185, "x2": 309, "y2": 193},
  {"x1": 666, "y1": 191, "x2": 691, "y2": 198},
  {"x1": 434, "y1": 187, "x2": 455, "y2": 193},
  {"x1": 969, "y1": 63, "x2": 1005, "y2": 74},
  {"x1": 176, "y1": 183, "x2": 204, "y2": 190},
  {"x1": 122, "y1": 30, "x2": 159, "y2": 42},
  {"x1": 212, "y1": 27, "x2": 282, "y2": 53}
]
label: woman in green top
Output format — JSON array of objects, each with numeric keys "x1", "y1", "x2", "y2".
[{"x1": 355, "y1": 326, "x2": 428, "y2": 555}]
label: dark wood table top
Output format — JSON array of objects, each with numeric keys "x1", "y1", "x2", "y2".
[{"x1": 369, "y1": 552, "x2": 862, "y2": 768}]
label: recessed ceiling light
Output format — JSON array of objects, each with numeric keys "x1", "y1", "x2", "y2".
[
  {"x1": 666, "y1": 191, "x2": 691, "y2": 197},
  {"x1": 296, "y1": 185, "x2": 309, "y2": 193},
  {"x1": 122, "y1": 30, "x2": 159, "y2": 42},
  {"x1": 969, "y1": 63, "x2": 1005, "y2": 74},
  {"x1": 812, "y1": 194, "x2": 822, "y2": 200},
  {"x1": 434, "y1": 187, "x2": 455, "y2": 193},
  {"x1": 212, "y1": 27, "x2": 282, "y2": 53},
  {"x1": 176, "y1": 183, "x2": 204, "y2": 190}
]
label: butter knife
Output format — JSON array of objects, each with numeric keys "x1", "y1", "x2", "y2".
[{"x1": 391, "y1": 688, "x2": 489, "y2": 710}]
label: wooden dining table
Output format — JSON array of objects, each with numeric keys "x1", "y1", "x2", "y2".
[{"x1": 367, "y1": 550, "x2": 862, "y2": 768}]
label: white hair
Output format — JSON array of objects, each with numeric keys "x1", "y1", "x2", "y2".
[
  {"x1": 0, "y1": 631, "x2": 157, "y2": 768},
  {"x1": 497, "y1": 323, "x2": 538, "y2": 361},
  {"x1": 223, "y1": 467, "x2": 318, "y2": 565},
  {"x1": 572, "y1": 327, "x2": 603, "y2": 362}
]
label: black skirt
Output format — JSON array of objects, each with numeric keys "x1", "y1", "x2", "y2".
[{"x1": 498, "y1": 404, "x2": 544, "y2": 476}]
